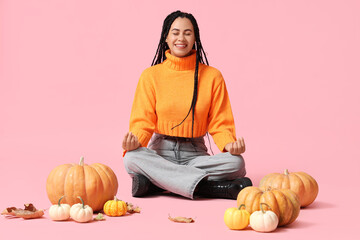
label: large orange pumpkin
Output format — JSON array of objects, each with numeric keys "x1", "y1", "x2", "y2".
[
  {"x1": 237, "y1": 186, "x2": 300, "y2": 226},
  {"x1": 46, "y1": 157, "x2": 118, "y2": 211},
  {"x1": 259, "y1": 169, "x2": 319, "y2": 207}
]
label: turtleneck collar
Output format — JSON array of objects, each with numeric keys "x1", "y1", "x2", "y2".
[{"x1": 163, "y1": 49, "x2": 197, "y2": 71}]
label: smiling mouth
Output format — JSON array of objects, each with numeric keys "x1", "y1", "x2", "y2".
[{"x1": 175, "y1": 44, "x2": 187, "y2": 49}]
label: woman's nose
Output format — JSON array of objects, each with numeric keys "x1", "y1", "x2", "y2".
[{"x1": 178, "y1": 34, "x2": 185, "y2": 40}]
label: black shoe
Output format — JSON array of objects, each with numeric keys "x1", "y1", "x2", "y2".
[
  {"x1": 132, "y1": 175, "x2": 165, "y2": 197},
  {"x1": 197, "y1": 177, "x2": 253, "y2": 199}
]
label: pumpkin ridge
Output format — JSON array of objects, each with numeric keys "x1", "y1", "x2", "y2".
[
  {"x1": 280, "y1": 188, "x2": 300, "y2": 224},
  {"x1": 75, "y1": 165, "x2": 86, "y2": 206},
  {"x1": 261, "y1": 190, "x2": 280, "y2": 218},
  {"x1": 47, "y1": 164, "x2": 72, "y2": 205},
  {"x1": 85, "y1": 165, "x2": 104, "y2": 211},
  {"x1": 64, "y1": 166, "x2": 77, "y2": 206},
  {"x1": 61, "y1": 165, "x2": 72, "y2": 204},
  {"x1": 91, "y1": 163, "x2": 118, "y2": 206},
  {"x1": 98, "y1": 164, "x2": 118, "y2": 191},
  {"x1": 294, "y1": 172, "x2": 318, "y2": 206},
  {"x1": 109, "y1": 201, "x2": 114, "y2": 216},
  {"x1": 275, "y1": 190, "x2": 293, "y2": 226},
  {"x1": 90, "y1": 164, "x2": 107, "y2": 206},
  {"x1": 252, "y1": 191, "x2": 262, "y2": 213},
  {"x1": 273, "y1": 175, "x2": 285, "y2": 189},
  {"x1": 260, "y1": 173, "x2": 276, "y2": 187},
  {"x1": 289, "y1": 173, "x2": 305, "y2": 203}
]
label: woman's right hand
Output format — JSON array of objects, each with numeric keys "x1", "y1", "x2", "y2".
[
  {"x1": 224, "y1": 137, "x2": 246, "y2": 155},
  {"x1": 122, "y1": 132, "x2": 141, "y2": 151}
]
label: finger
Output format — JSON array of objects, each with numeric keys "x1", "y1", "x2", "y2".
[
  {"x1": 235, "y1": 138, "x2": 242, "y2": 154},
  {"x1": 231, "y1": 144, "x2": 241, "y2": 155},
  {"x1": 240, "y1": 137, "x2": 245, "y2": 148},
  {"x1": 237, "y1": 139, "x2": 242, "y2": 148},
  {"x1": 238, "y1": 137, "x2": 243, "y2": 147},
  {"x1": 236, "y1": 137, "x2": 243, "y2": 153},
  {"x1": 127, "y1": 132, "x2": 133, "y2": 143},
  {"x1": 241, "y1": 137, "x2": 246, "y2": 153},
  {"x1": 234, "y1": 140, "x2": 241, "y2": 154},
  {"x1": 130, "y1": 134, "x2": 137, "y2": 149},
  {"x1": 133, "y1": 134, "x2": 138, "y2": 141},
  {"x1": 123, "y1": 132, "x2": 129, "y2": 142},
  {"x1": 227, "y1": 142, "x2": 233, "y2": 153},
  {"x1": 122, "y1": 132, "x2": 130, "y2": 149}
]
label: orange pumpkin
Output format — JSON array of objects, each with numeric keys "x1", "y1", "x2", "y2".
[
  {"x1": 46, "y1": 157, "x2": 118, "y2": 211},
  {"x1": 237, "y1": 186, "x2": 300, "y2": 226},
  {"x1": 103, "y1": 196, "x2": 127, "y2": 217},
  {"x1": 259, "y1": 169, "x2": 319, "y2": 207}
]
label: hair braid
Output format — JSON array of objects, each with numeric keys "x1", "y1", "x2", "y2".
[{"x1": 152, "y1": 10, "x2": 209, "y2": 138}]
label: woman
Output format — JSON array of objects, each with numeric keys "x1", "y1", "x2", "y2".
[{"x1": 122, "y1": 10, "x2": 252, "y2": 199}]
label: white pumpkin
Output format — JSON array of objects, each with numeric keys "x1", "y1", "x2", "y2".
[
  {"x1": 250, "y1": 203, "x2": 279, "y2": 232},
  {"x1": 49, "y1": 196, "x2": 70, "y2": 221},
  {"x1": 69, "y1": 196, "x2": 93, "y2": 223}
]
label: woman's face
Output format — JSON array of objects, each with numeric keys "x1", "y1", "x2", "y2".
[{"x1": 166, "y1": 17, "x2": 195, "y2": 58}]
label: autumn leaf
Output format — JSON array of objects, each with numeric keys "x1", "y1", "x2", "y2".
[
  {"x1": 94, "y1": 213, "x2": 106, "y2": 221},
  {"x1": 1, "y1": 204, "x2": 44, "y2": 219},
  {"x1": 126, "y1": 202, "x2": 141, "y2": 214},
  {"x1": 168, "y1": 215, "x2": 195, "y2": 223}
]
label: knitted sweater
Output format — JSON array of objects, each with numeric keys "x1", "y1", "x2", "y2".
[{"x1": 129, "y1": 49, "x2": 237, "y2": 152}]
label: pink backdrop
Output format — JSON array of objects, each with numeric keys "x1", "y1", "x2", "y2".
[{"x1": 1, "y1": 0, "x2": 359, "y2": 239}]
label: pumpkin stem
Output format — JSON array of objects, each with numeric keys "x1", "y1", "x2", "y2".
[
  {"x1": 114, "y1": 196, "x2": 118, "y2": 201},
  {"x1": 77, "y1": 196, "x2": 85, "y2": 209},
  {"x1": 259, "y1": 202, "x2": 272, "y2": 213},
  {"x1": 58, "y1": 196, "x2": 65, "y2": 206},
  {"x1": 284, "y1": 169, "x2": 289, "y2": 175},
  {"x1": 238, "y1": 204, "x2": 246, "y2": 210},
  {"x1": 79, "y1": 156, "x2": 85, "y2": 166}
]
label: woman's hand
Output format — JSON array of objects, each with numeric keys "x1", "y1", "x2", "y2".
[
  {"x1": 224, "y1": 137, "x2": 246, "y2": 155},
  {"x1": 122, "y1": 132, "x2": 141, "y2": 151}
]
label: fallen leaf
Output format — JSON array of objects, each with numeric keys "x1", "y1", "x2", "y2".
[
  {"x1": 168, "y1": 215, "x2": 195, "y2": 223},
  {"x1": 94, "y1": 213, "x2": 105, "y2": 221},
  {"x1": 1, "y1": 204, "x2": 44, "y2": 219},
  {"x1": 126, "y1": 202, "x2": 141, "y2": 214}
]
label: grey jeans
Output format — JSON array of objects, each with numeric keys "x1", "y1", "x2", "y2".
[{"x1": 123, "y1": 133, "x2": 246, "y2": 199}]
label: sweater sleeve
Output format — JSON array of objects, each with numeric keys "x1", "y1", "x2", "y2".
[
  {"x1": 129, "y1": 69, "x2": 156, "y2": 147},
  {"x1": 208, "y1": 73, "x2": 237, "y2": 152}
]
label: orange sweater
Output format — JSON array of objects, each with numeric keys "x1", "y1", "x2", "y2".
[{"x1": 129, "y1": 50, "x2": 237, "y2": 152}]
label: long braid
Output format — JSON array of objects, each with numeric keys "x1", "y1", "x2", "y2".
[{"x1": 152, "y1": 11, "x2": 209, "y2": 138}]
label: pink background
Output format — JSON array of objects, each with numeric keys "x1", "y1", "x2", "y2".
[{"x1": 1, "y1": 0, "x2": 359, "y2": 239}]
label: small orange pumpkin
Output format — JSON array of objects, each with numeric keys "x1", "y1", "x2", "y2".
[
  {"x1": 46, "y1": 157, "x2": 118, "y2": 212},
  {"x1": 259, "y1": 169, "x2": 319, "y2": 207},
  {"x1": 103, "y1": 196, "x2": 127, "y2": 217},
  {"x1": 237, "y1": 186, "x2": 300, "y2": 226}
]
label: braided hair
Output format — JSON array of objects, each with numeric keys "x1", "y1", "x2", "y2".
[{"x1": 152, "y1": 10, "x2": 209, "y2": 138}]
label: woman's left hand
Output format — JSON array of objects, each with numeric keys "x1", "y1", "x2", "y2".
[
  {"x1": 122, "y1": 132, "x2": 141, "y2": 151},
  {"x1": 224, "y1": 137, "x2": 246, "y2": 155}
]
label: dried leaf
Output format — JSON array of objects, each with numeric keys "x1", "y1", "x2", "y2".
[
  {"x1": 94, "y1": 213, "x2": 105, "y2": 221},
  {"x1": 126, "y1": 202, "x2": 141, "y2": 214},
  {"x1": 1, "y1": 204, "x2": 44, "y2": 219},
  {"x1": 168, "y1": 215, "x2": 195, "y2": 223},
  {"x1": 24, "y1": 203, "x2": 37, "y2": 212}
]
